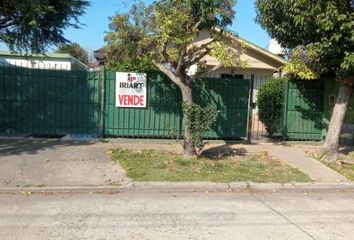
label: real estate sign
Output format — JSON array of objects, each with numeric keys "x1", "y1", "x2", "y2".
[{"x1": 115, "y1": 72, "x2": 147, "y2": 108}]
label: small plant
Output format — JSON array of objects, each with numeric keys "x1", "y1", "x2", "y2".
[
  {"x1": 182, "y1": 103, "x2": 218, "y2": 151},
  {"x1": 257, "y1": 77, "x2": 287, "y2": 137},
  {"x1": 168, "y1": 128, "x2": 180, "y2": 140},
  {"x1": 175, "y1": 157, "x2": 193, "y2": 166},
  {"x1": 99, "y1": 138, "x2": 110, "y2": 143}
]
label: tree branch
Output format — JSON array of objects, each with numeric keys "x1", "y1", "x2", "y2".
[
  {"x1": 176, "y1": 46, "x2": 186, "y2": 74},
  {"x1": 194, "y1": 62, "x2": 224, "y2": 78},
  {"x1": 152, "y1": 60, "x2": 184, "y2": 87},
  {"x1": 0, "y1": 20, "x2": 14, "y2": 29},
  {"x1": 188, "y1": 48, "x2": 212, "y2": 67},
  {"x1": 160, "y1": 40, "x2": 169, "y2": 62},
  {"x1": 184, "y1": 29, "x2": 224, "y2": 68}
]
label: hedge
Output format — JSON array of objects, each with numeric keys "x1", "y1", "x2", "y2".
[{"x1": 257, "y1": 77, "x2": 286, "y2": 137}]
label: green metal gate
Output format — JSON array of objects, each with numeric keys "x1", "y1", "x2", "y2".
[
  {"x1": 0, "y1": 66, "x2": 101, "y2": 137},
  {"x1": 193, "y1": 77, "x2": 251, "y2": 139},
  {"x1": 104, "y1": 72, "x2": 251, "y2": 139},
  {"x1": 283, "y1": 80, "x2": 324, "y2": 141}
]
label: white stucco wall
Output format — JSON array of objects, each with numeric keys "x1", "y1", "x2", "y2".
[{"x1": 0, "y1": 57, "x2": 72, "y2": 70}]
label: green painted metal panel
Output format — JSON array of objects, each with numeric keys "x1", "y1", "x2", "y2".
[
  {"x1": 0, "y1": 67, "x2": 251, "y2": 139},
  {"x1": 104, "y1": 72, "x2": 250, "y2": 139},
  {"x1": 0, "y1": 66, "x2": 101, "y2": 136},
  {"x1": 193, "y1": 77, "x2": 250, "y2": 139},
  {"x1": 284, "y1": 80, "x2": 324, "y2": 141},
  {"x1": 104, "y1": 72, "x2": 182, "y2": 138}
]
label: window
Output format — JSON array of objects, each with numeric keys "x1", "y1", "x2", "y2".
[{"x1": 221, "y1": 74, "x2": 244, "y2": 79}]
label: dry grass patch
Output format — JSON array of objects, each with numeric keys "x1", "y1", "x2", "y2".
[{"x1": 308, "y1": 151, "x2": 354, "y2": 181}]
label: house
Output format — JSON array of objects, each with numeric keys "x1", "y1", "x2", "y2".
[
  {"x1": 193, "y1": 30, "x2": 285, "y2": 101},
  {"x1": 95, "y1": 30, "x2": 286, "y2": 140},
  {"x1": 95, "y1": 30, "x2": 285, "y2": 103},
  {"x1": 0, "y1": 51, "x2": 88, "y2": 71}
]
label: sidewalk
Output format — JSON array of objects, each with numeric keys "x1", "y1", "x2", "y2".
[
  {"x1": 0, "y1": 139, "x2": 351, "y2": 192},
  {"x1": 266, "y1": 145, "x2": 350, "y2": 182},
  {"x1": 0, "y1": 139, "x2": 129, "y2": 188}
]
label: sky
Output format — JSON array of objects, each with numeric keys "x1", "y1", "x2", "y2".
[{"x1": 0, "y1": 0, "x2": 271, "y2": 52}]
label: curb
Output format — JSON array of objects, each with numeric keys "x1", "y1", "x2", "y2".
[
  {"x1": 127, "y1": 182, "x2": 354, "y2": 192},
  {"x1": 0, "y1": 182, "x2": 353, "y2": 194}
]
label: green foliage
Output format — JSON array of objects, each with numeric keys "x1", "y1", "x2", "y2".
[
  {"x1": 104, "y1": 0, "x2": 239, "y2": 73},
  {"x1": 182, "y1": 103, "x2": 218, "y2": 150},
  {"x1": 209, "y1": 41, "x2": 249, "y2": 68},
  {"x1": 0, "y1": 0, "x2": 89, "y2": 53},
  {"x1": 105, "y1": 57, "x2": 157, "y2": 72},
  {"x1": 56, "y1": 43, "x2": 89, "y2": 64},
  {"x1": 256, "y1": 0, "x2": 354, "y2": 82},
  {"x1": 105, "y1": 0, "x2": 242, "y2": 155},
  {"x1": 104, "y1": 1, "x2": 157, "y2": 72},
  {"x1": 283, "y1": 46, "x2": 319, "y2": 80},
  {"x1": 257, "y1": 77, "x2": 287, "y2": 137}
]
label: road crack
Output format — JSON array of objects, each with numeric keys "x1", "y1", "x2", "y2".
[{"x1": 252, "y1": 194, "x2": 317, "y2": 240}]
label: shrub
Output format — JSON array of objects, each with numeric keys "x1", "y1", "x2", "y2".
[
  {"x1": 183, "y1": 103, "x2": 218, "y2": 151},
  {"x1": 257, "y1": 77, "x2": 286, "y2": 137}
]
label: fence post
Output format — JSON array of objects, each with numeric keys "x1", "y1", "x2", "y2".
[
  {"x1": 247, "y1": 74, "x2": 255, "y2": 142},
  {"x1": 282, "y1": 80, "x2": 289, "y2": 140},
  {"x1": 99, "y1": 68, "x2": 105, "y2": 138}
]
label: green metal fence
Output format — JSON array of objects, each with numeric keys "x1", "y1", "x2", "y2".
[
  {"x1": 283, "y1": 79, "x2": 325, "y2": 141},
  {"x1": 104, "y1": 72, "x2": 182, "y2": 138},
  {"x1": 1, "y1": 66, "x2": 252, "y2": 140},
  {"x1": 0, "y1": 65, "x2": 101, "y2": 137},
  {"x1": 104, "y1": 71, "x2": 251, "y2": 139}
]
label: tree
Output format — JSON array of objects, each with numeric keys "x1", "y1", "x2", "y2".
[
  {"x1": 256, "y1": 0, "x2": 354, "y2": 161},
  {"x1": 0, "y1": 0, "x2": 89, "y2": 53},
  {"x1": 56, "y1": 43, "x2": 89, "y2": 64},
  {"x1": 105, "y1": 0, "x2": 247, "y2": 158}
]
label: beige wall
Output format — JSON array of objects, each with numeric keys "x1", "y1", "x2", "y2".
[
  {"x1": 193, "y1": 29, "x2": 284, "y2": 72},
  {"x1": 192, "y1": 29, "x2": 284, "y2": 105}
]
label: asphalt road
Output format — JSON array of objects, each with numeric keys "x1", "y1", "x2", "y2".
[{"x1": 0, "y1": 189, "x2": 353, "y2": 240}]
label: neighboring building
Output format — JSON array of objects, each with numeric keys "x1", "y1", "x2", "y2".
[
  {"x1": 93, "y1": 48, "x2": 105, "y2": 66},
  {"x1": 87, "y1": 61, "x2": 103, "y2": 71},
  {"x1": 0, "y1": 51, "x2": 88, "y2": 71}
]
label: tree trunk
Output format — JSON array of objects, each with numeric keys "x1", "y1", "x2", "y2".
[
  {"x1": 323, "y1": 82, "x2": 354, "y2": 162},
  {"x1": 180, "y1": 84, "x2": 196, "y2": 158},
  {"x1": 151, "y1": 62, "x2": 197, "y2": 158}
]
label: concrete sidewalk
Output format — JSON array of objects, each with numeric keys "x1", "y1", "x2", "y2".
[
  {"x1": 267, "y1": 145, "x2": 349, "y2": 182},
  {"x1": 0, "y1": 139, "x2": 128, "y2": 188},
  {"x1": 0, "y1": 139, "x2": 350, "y2": 190}
]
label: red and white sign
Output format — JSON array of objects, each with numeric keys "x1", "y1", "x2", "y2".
[{"x1": 116, "y1": 72, "x2": 147, "y2": 108}]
